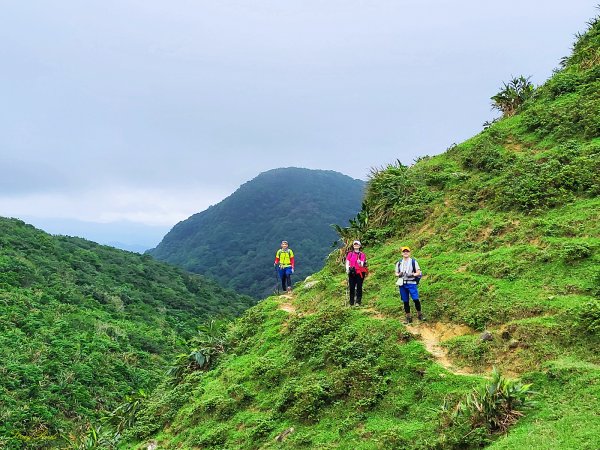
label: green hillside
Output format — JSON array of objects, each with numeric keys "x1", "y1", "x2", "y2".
[
  {"x1": 0, "y1": 218, "x2": 255, "y2": 449},
  {"x1": 148, "y1": 167, "x2": 365, "y2": 298},
  {"x1": 122, "y1": 14, "x2": 600, "y2": 450}
]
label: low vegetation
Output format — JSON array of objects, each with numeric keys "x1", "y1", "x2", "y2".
[{"x1": 0, "y1": 219, "x2": 254, "y2": 449}]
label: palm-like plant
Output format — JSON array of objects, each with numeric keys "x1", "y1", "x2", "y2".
[
  {"x1": 454, "y1": 367, "x2": 533, "y2": 433},
  {"x1": 167, "y1": 319, "x2": 230, "y2": 383},
  {"x1": 332, "y1": 201, "x2": 370, "y2": 262},
  {"x1": 491, "y1": 76, "x2": 534, "y2": 117},
  {"x1": 105, "y1": 390, "x2": 147, "y2": 433},
  {"x1": 66, "y1": 424, "x2": 120, "y2": 450}
]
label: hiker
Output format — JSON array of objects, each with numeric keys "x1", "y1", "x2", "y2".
[
  {"x1": 395, "y1": 246, "x2": 424, "y2": 323},
  {"x1": 274, "y1": 240, "x2": 295, "y2": 293},
  {"x1": 346, "y1": 240, "x2": 368, "y2": 306}
]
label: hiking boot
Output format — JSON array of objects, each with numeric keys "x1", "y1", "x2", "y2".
[
  {"x1": 417, "y1": 312, "x2": 426, "y2": 321},
  {"x1": 404, "y1": 314, "x2": 413, "y2": 324},
  {"x1": 287, "y1": 287, "x2": 292, "y2": 294}
]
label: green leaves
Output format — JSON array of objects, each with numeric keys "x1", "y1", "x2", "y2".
[
  {"x1": 452, "y1": 368, "x2": 534, "y2": 434},
  {"x1": 491, "y1": 76, "x2": 535, "y2": 118}
]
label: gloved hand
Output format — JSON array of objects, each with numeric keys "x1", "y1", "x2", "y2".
[{"x1": 291, "y1": 268, "x2": 294, "y2": 274}]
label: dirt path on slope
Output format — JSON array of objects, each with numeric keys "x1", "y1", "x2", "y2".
[
  {"x1": 360, "y1": 307, "x2": 487, "y2": 376},
  {"x1": 405, "y1": 322, "x2": 485, "y2": 376},
  {"x1": 277, "y1": 294, "x2": 296, "y2": 314}
]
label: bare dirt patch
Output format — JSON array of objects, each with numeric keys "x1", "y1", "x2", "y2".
[
  {"x1": 361, "y1": 307, "x2": 386, "y2": 320},
  {"x1": 278, "y1": 295, "x2": 296, "y2": 314},
  {"x1": 406, "y1": 322, "x2": 488, "y2": 376}
]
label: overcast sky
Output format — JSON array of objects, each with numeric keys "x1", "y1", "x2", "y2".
[{"x1": 0, "y1": 1, "x2": 596, "y2": 236}]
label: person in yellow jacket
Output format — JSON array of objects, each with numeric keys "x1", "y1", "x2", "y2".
[{"x1": 274, "y1": 240, "x2": 295, "y2": 293}]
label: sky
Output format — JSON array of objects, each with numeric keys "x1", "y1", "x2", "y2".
[{"x1": 0, "y1": 1, "x2": 596, "y2": 249}]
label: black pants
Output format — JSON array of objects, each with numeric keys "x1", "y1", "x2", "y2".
[
  {"x1": 403, "y1": 299, "x2": 421, "y2": 314},
  {"x1": 348, "y1": 272, "x2": 364, "y2": 305}
]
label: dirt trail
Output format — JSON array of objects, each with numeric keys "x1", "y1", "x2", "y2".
[
  {"x1": 405, "y1": 322, "x2": 485, "y2": 376},
  {"x1": 360, "y1": 307, "x2": 487, "y2": 376},
  {"x1": 277, "y1": 294, "x2": 296, "y2": 314}
]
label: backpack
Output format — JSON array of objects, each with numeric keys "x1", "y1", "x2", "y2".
[{"x1": 412, "y1": 259, "x2": 422, "y2": 284}]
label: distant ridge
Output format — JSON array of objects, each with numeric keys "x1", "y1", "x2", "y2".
[{"x1": 149, "y1": 167, "x2": 365, "y2": 297}]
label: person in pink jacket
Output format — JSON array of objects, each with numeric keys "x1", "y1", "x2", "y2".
[{"x1": 345, "y1": 240, "x2": 368, "y2": 306}]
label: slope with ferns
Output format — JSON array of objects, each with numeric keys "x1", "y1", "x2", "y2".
[{"x1": 123, "y1": 13, "x2": 599, "y2": 450}]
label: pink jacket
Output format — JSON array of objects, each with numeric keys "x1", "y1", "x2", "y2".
[{"x1": 346, "y1": 251, "x2": 367, "y2": 275}]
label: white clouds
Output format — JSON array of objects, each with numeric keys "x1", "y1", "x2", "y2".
[
  {"x1": 0, "y1": 0, "x2": 596, "y2": 233},
  {"x1": 0, "y1": 185, "x2": 229, "y2": 226}
]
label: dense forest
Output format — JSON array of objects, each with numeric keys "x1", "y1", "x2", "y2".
[
  {"x1": 122, "y1": 13, "x2": 600, "y2": 449},
  {"x1": 149, "y1": 167, "x2": 365, "y2": 298},
  {"x1": 0, "y1": 218, "x2": 255, "y2": 449}
]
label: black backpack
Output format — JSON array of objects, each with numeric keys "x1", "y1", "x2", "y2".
[{"x1": 412, "y1": 259, "x2": 422, "y2": 284}]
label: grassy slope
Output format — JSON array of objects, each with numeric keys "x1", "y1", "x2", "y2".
[
  {"x1": 127, "y1": 15, "x2": 600, "y2": 450},
  {"x1": 0, "y1": 218, "x2": 255, "y2": 449}
]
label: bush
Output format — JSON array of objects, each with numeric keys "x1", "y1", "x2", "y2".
[
  {"x1": 574, "y1": 300, "x2": 600, "y2": 334},
  {"x1": 276, "y1": 376, "x2": 334, "y2": 423},
  {"x1": 452, "y1": 368, "x2": 533, "y2": 433},
  {"x1": 561, "y1": 242, "x2": 593, "y2": 261}
]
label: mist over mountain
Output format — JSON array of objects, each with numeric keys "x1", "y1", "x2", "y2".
[
  {"x1": 20, "y1": 217, "x2": 170, "y2": 253},
  {"x1": 149, "y1": 167, "x2": 365, "y2": 297}
]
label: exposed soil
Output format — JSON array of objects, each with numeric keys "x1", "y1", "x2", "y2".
[
  {"x1": 360, "y1": 306, "x2": 488, "y2": 376},
  {"x1": 406, "y1": 322, "x2": 486, "y2": 376},
  {"x1": 278, "y1": 294, "x2": 296, "y2": 313}
]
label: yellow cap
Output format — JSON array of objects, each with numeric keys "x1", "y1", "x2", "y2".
[{"x1": 401, "y1": 246, "x2": 411, "y2": 252}]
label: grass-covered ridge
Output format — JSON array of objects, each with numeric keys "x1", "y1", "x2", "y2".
[
  {"x1": 124, "y1": 14, "x2": 600, "y2": 449},
  {"x1": 0, "y1": 218, "x2": 255, "y2": 449}
]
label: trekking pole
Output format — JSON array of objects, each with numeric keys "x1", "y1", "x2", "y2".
[
  {"x1": 274, "y1": 266, "x2": 281, "y2": 295},
  {"x1": 344, "y1": 277, "x2": 349, "y2": 307}
]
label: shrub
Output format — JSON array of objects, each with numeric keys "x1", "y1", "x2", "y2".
[
  {"x1": 491, "y1": 76, "x2": 535, "y2": 117},
  {"x1": 190, "y1": 424, "x2": 228, "y2": 447},
  {"x1": 574, "y1": 300, "x2": 600, "y2": 334},
  {"x1": 277, "y1": 376, "x2": 334, "y2": 423},
  {"x1": 561, "y1": 242, "x2": 593, "y2": 261},
  {"x1": 454, "y1": 368, "x2": 533, "y2": 433}
]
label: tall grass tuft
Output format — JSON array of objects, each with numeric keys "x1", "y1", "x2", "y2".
[{"x1": 455, "y1": 367, "x2": 534, "y2": 433}]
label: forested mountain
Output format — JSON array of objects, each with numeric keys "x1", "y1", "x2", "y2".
[
  {"x1": 124, "y1": 14, "x2": 600, "y2": 450},
  {"x1": 149, "y1": 168, "x2": 365, "y2": 298},
  {"x1": 0, "y1": 218, "x2": 255, "y2": 449}
]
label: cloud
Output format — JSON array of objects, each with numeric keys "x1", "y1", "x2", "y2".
[{"x1": 0, "y1": 0, "x2": 595, "y2": 229}]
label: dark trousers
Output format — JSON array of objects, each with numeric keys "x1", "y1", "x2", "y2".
[
  {"x1": 279, "y1": 267, "x2": 292, "y2": 291},
  {"x1": 348, "y1": 272, "x2": 364, "y2": 305}
]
